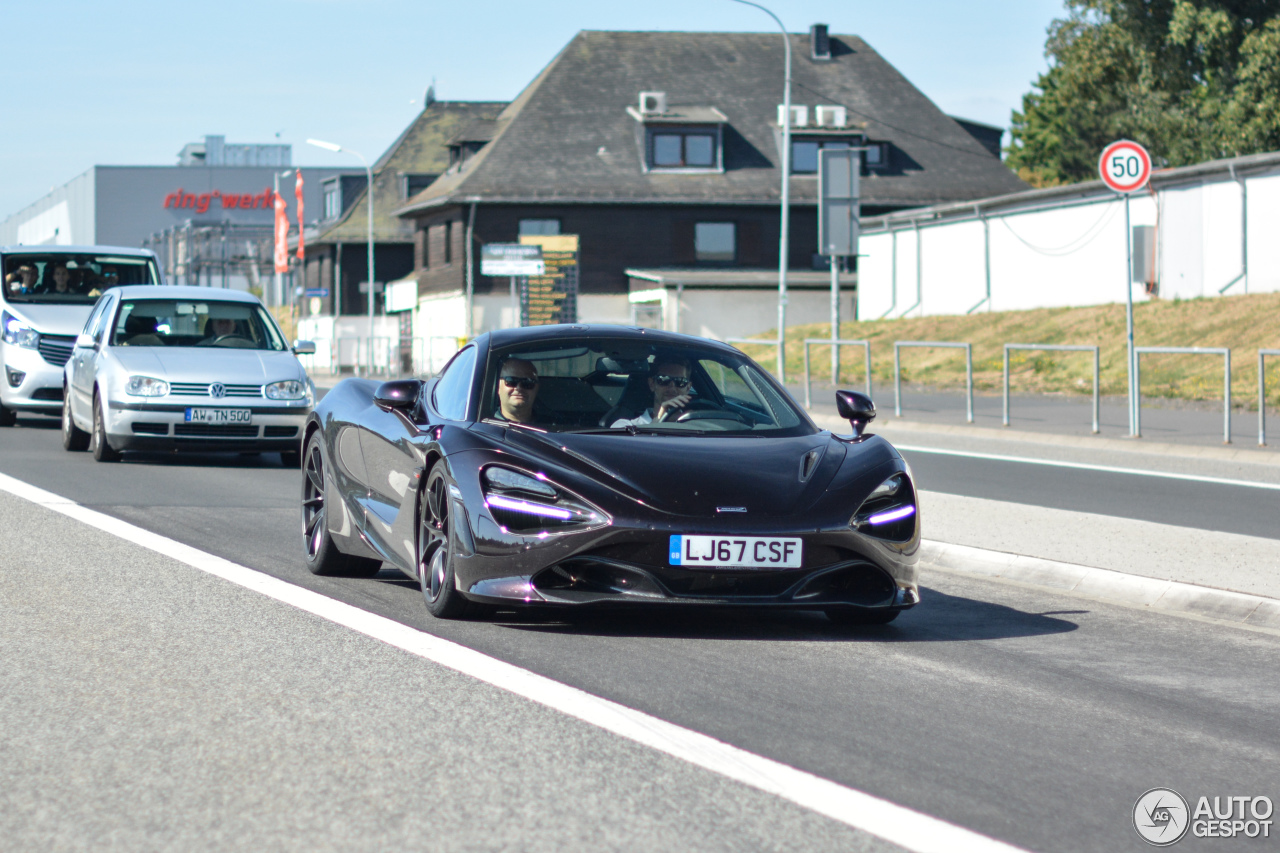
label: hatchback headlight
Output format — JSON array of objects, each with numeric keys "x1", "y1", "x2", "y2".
[
  {"x1": 125, "y1": 375, "x2": 169, "y2": 397},
  {"x1": 265, "y1": 379, "x2": 307, "y2": 400},
  {"x1": 2, "y1": 312, "x2": 39, "y2": 349},
  {"x1": 480, "y1": 465, "x2": 607, "y2": 535}
]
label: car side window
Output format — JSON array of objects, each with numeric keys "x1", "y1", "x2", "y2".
[
  {"x1": 80, "y1": 301, "x2": 106, "y2": 338},
  {"x1": 431, "y1": 346, "x2": 476, "y2": 421},
  {"x1": 90, "y1": 297, "x2": 115, "y2": 343}
]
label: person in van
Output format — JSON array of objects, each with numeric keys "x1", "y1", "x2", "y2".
[{"x1": 4, "y1": 264, "x2": 37, "y2": 296}]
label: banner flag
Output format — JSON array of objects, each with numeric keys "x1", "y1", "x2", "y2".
[
  {"x1": 273, "y1": 191, "x2": 289, "y2": 274},
  {"x1": 294, "y1": 171, "x2": 305, "y2": 261}
]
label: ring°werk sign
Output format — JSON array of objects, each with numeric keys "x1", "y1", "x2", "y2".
[{"x1": 481, "y1": 244, "x2": 545, "y2": 277}]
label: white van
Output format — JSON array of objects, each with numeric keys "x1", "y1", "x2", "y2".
[{"x1": 1, "y1": 245, "x2": 162, "y2": 425}]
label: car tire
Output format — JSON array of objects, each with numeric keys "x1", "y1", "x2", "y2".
[
  {"x1": 824, "y1": 607, "x2": 900, "y2": 626},
  {"x1": 280, "y1": 450, "x2": 301, "y2": 468},
  {"x1": 0, "y1": 399, "x2": 15, "y2": 427},
  {"x1": 301, "y1": 432, "x2": 381, "y2": 578},
  {"x1": 62, "y1": 391, "x2": 89, "y2": 451},
  {"x1": 90, "y1": 389, "x2": 120, "y2": 462},
  {"x1": 418, "y1": 465, "x2": 485, "y2": 620}
]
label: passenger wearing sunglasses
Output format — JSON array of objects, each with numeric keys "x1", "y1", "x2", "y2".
[
  {"x1": 610, "y1": 358, "x2": 692, "y2": 427},
  {"x1": 495, "y1": 358, "x2": 540, "y2": 423}
]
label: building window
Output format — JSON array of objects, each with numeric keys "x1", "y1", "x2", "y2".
[
  {"x1": 519, "y1": 219, "x2": 561, "y2": 236},
  {"x1": 444, "y1": 221, "x2": 453, "y2": 265},
  {"x1": 791, "y1": 139, "x2": 851, "y2": 174},
  {"x1": 402, "y1": 173, "x2": 437, "y2": 199},
  {"x1": 695, "y1": 222, "x2": 735, "y2": 263},
  {"x1": 864, "y1": 142, "x2": 889, "y2": 170},
  {"x1": 649, "y1": 130, "x2": 718, "y2": 169},
  {"x1": 322, "y1": 180, "x2": 341, "y2": 220}
]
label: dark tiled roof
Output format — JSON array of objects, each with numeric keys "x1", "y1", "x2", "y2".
[
  {"x1": 398, "y1": 31, "x2": 1026, "y2": 214},
  {"x1": 313, "y1": 100, "x2": 506, "y2": 244}
]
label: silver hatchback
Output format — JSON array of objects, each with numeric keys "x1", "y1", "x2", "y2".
[{"x1": 62, "y1": 285, "x2": 315, "y2": 465}]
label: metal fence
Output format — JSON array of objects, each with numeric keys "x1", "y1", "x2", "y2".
[
  {"x1": 894, "y1": 341, "x2": 973, "y2": 422},
  {"x1": 1003, "y1": 343, "x2": 1100, "y2": 433},
  {"x1": 1134, "y1": 346, "x2": 1231, "y2": 443},
  {"x1": 801, "y1": 338, "x2": 871, "y2": 409},
  {"x1": 1259, "y1": 349, "x2": 1280, "y2": 446}
]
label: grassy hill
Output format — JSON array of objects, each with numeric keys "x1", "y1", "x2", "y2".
[{"x1": 731, "y1": 292, "x2": 1280, "y2": 409}]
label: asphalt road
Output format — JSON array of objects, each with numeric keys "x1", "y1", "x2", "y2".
[{"x1": 2, "y1": 412, "x2": 1278, "y2": 852}]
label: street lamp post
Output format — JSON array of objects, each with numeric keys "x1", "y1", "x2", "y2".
[
  {"x1": 272, "y1": 169, "x2": 294, "y2": 306},
  {"x1": 307, "y1": 138, "x2": 375, "y2": 375},
  {"x1": 731, "y1": 0, "x2": 791, "y2": 382}
]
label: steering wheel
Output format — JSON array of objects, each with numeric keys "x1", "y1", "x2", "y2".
[
  {"x1": 208, "y1": 334, "x2": 255, "y2": 348},
  {"x1": 659, "y1": 398, "x2": 751, "y2": 425}
]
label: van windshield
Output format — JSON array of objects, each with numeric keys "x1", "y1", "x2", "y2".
[{"x1": 3, "y1": 253, "x2": 160, "y2": 304}]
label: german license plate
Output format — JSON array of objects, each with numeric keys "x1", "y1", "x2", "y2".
[
  {"x1": 184, "y1": 408, "x2": 252, "y2": 424},
  {"x1": 669, "y1": 535, "x2": 802, "y2": 569}
]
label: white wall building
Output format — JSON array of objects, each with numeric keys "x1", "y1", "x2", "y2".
[{"x1": 856, "y1": 151, "x2": 1280, "y2": 319}]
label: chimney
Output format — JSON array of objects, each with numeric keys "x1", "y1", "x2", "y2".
[{"x1": 810, "y1": 24, "x2": 831, "y2": 61}]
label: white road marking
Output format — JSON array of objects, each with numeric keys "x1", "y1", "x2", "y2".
[
  {"x1": 0, "y1": 470, "x2": 1031, "y2": 853},
  {"x1": 895, "y1": 444, "x2": 1280, "y2": 491}
]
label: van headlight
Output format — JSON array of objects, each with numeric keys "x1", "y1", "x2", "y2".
[
  {"x1": 481, "y1": 465, "x2": 607, "y2": 535},
  {"x1": 266, "y1": 379, "x2": 308, "y2": 400},
  {"x1": 125, "y1": 375, "x2": 169, "y2": 397},
  {"x1": 2, "y1": 312, "x2": 39, "y2": 349},
  {"x1": 851, "y1": 473, "x2": 917, "y2": 540}
]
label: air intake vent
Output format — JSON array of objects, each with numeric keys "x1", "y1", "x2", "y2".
[
  {"x1": 638, "y1": 91, "x2": 667, "y2": 115},
  {"x1": 810, "y1": 24, "x2": 831, "y2": 60}
]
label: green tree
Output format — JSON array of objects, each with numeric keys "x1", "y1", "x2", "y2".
[{"x1": 1008, "y1": 1, "x2": 1280, "y2": 187}]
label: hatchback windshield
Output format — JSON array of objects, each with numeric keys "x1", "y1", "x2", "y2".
[
  {"x1": 3, "y1": 253, "x2": 160, "y2": 304},
  {"x1": 480, "y1": 337, "x2": 812, "y2": 436},
  {"x1": 111, "y1": 300, "x2": 287, "y2": 350}
]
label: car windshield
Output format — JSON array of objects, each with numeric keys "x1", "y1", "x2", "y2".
[
  {"x1": 481, "y1": 337, "x2": 812, "y2": 436},
  {"x1": 3, "y1": 253, "x2": 160, "y2": 304},
  {"x1": 110, "y1": 299, "x2": 287, "y2": 350}
]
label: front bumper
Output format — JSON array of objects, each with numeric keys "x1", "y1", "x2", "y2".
[
  {"x1": 104, "y1": 399, "x2": 311, "y2": 453},
  {"x1": 0, "y1": 341, "x2": 69, "y2": 413}
]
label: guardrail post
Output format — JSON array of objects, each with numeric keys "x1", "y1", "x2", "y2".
[
  {"x1": 1092, "y1": 346, "x2": 1100, "y2": 434},
  {"x1": 964, "y1": 343, "x2": 973, "y2": 423},
  {"x1": 894, "y1": 343, "x2": 902, "y2": 417},
  {"x1": 1134, "y1": 351, "x2": 1142, "y2": 438},
  {"x1": 1002, "y1": 344, "x2": 1010, "y2": 427},
  {"x1": 1224, "y1": 349, "x2": 1231, "y2": 444},
  {"x1": 1258, "y1": 350, "x2": 1280, "y2": 447},
  {"x1": 803, "y1": 341, "x2": 813, "y2": 410}
]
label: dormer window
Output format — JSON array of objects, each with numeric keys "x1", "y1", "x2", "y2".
[
  {"x1": 322, "y1": 178, "x2": 341, "y2": 220},
  {"x1": 791, "y1": 139, "x2": 851, "y2": 174},
  {"x1": 650, "y1": 130, "x2": 717, "y2": 168}
]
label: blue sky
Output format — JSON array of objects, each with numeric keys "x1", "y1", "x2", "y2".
[{"x1": 1, "y1": 0, "x2": 1066, "y2": 221}]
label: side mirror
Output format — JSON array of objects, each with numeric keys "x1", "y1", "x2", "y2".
[
  {"x1": 835, "y1": 390, "x2": 876, "y2": 437},
  {"x1": 374, "y1": 379, "x2": 422, "y2": 412},
  {"x1": 292, "y1": 339, "x2": 316, "y2": 355},
  {"x1": 75, "y1": 333, "x2": 97, "y2": 350}
]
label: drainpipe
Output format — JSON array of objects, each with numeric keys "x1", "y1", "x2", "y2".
[
  {"x1": 1218, "y1": 165, "x2": 1248, "y2": 294},
  {"x1": 899, "y1": 219, "x2": 923, "y2": 317},
  {"x1": 967, "y1": 207, "x2": 991, "y2": 314},
  {"x1": 464, "y1": 201, "x2": 477, "y2": 337},
  {"x1": 877, "y1": 220, "x2": 898, "y2": 319}
]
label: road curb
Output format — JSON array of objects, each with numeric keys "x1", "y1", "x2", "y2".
[
  {"x1": 920, "y1": 540, "x2": 1280, "y2": 630},
  {"x1": 809, "y1": 413, "x2": 1280, "y2": 467}
]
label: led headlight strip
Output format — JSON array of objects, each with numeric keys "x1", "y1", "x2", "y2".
[{"x1": 484, "y1": 493, "x2": 574, "y2": 520}]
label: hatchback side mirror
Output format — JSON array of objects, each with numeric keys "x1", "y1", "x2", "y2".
[
  {"x1": 75, "y1": 333, "x2": 97, "y2": 350},
  {"x1": 835, "y1": 390, "x2": 876, "y2": 437},
  {"x1": 374, "y1": 379, "x2": 422, "y2": 412},
  {"x1": 292, "y1": 339, "x2": 316, "y2": 355}
]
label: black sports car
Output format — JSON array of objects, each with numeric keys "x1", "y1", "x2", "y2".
[{"x1": 300, "y1": 325, "x2": 920, "y2": 624}]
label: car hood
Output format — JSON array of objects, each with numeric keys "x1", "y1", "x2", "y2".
[
  {"x1": 110, "y1": 347, "x2": 303, "y2": 383},
  {"x1": 507, "y1": 430, "x2": 850, "y2": 517},
  {"x1": 4, "y1": 303, "x2": 93, "y2": 336}
]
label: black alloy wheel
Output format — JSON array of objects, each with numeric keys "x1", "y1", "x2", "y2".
[
  {"x1": 90, "y1": 390, "x2": 120, "y2": 462},
  {"x1": 417, "y1": 466, "x2": 483, "y2": 620},
  {"x1": 824, "y1": 607, "x2": 900, "y2": 626},
  {"x1": 301, "y1": 432, "x2": 381, "y2": 577},
  {"x1": 62, "y1": 391, "x2": 89, "y2": 451}
]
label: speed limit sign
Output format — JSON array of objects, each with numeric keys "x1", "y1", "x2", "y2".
[{"x1": 1099, "y1": 140, "x2": 1152, "y2": 193}]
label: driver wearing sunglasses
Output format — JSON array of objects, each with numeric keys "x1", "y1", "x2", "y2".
[
  {"x1": 495, "y1": 357, "x2": 540, "y2": 423},
  {"x1": 610, "y1": 358, "x2": 693, "y2": 428}
]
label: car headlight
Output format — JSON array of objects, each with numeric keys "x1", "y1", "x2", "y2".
[
  {"x1": 2, "y1": 312, "x2": 39, "y2": 349},
  {"x1": 265, "y1": 379, "x2": 308, "y2": 401},
  {"x1": 125, "y1": 375, "x2": 169, "y2": 397},
  {"x1": 851, "y1": 473, "x2": 917, "y2": 541},
  {"x1": 481, "y1": 465, "x2": 607, "y2": 535}
]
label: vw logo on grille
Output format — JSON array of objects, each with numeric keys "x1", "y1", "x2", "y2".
[{"x1": 208, "y1": 383, "x2": 226, "y2": 398}]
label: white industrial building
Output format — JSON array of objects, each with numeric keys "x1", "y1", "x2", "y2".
[{"x1": 856, "y1": 150, "x2": 1280, "y2": 319}]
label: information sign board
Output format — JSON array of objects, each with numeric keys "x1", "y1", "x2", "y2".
[
  {"x1": 1098, "y1": 140, "x2": 1152, "y2": 193},
  {"x1": 518, "y1": 235, "x2": 578, "y2": 326},
  {"x1": 482, "y1": 243, "x2": 545, "y2": 277}
]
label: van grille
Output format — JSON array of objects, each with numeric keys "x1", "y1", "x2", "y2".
[{"x1": 37, "y1": 335, "x2": 76, "y2": 367}]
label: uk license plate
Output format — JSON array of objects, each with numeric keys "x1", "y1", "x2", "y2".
[
  {"x1": 669, "y1": 535, "x2": 803, "y2": 569},
  {"x1": 184, "y1": 408, "x2": 252, "y2": 424}
]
